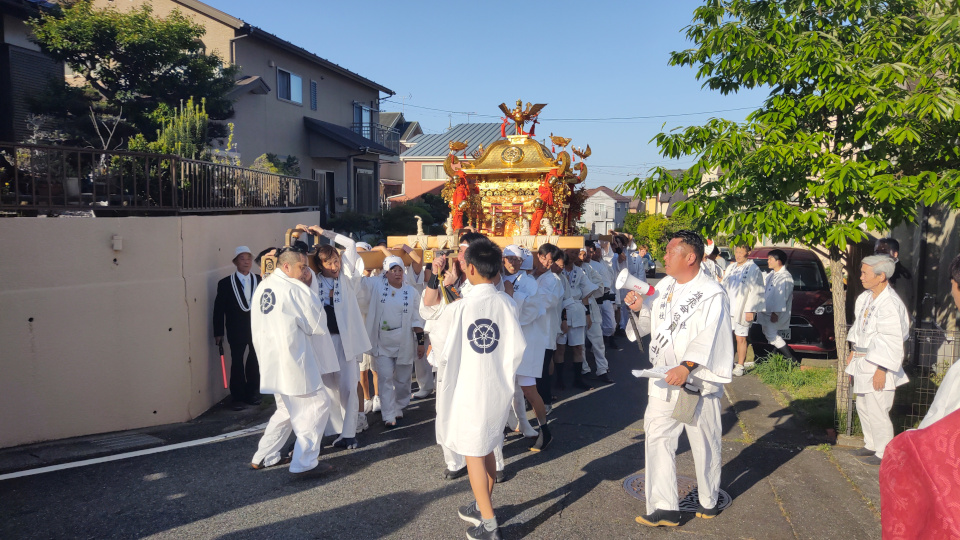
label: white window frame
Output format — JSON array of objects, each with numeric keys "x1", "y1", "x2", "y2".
[
  {"x1": 277, "y1": 68, "x2": 303, "y2": 105},
  {"x1": 421, "y1": 163, "x2": 447, "y2": 181}
]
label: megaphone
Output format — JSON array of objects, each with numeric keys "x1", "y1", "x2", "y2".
[
  {"x1": 628, "y1": 241, "x2": 637, "y2": 251},
  {"x1": 616, "y1": 268, "x2": 655, "y2": 296}
]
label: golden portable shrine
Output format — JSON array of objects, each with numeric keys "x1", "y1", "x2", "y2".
[{"x1": 263, "y1": 100, "x2": 594, "y2": 272}]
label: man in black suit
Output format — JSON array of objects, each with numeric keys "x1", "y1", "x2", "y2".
[{"x1": 214, "y1": 246, "x2": 262, "y2": 409}]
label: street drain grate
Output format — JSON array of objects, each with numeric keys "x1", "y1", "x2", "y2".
[
  {"x1": 623, "y1": 473, "x2": 732, "y2": 512},
  {"x1": 90, "y1": 433, "x2": 165, "y2": 451}
]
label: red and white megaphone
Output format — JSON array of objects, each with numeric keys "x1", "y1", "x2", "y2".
[{"x1": 616, "y1": 268, "x2": 655, "y2": 296}]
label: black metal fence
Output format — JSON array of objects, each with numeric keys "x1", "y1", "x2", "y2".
[
  {"x1": 836, "y1": 326, "x2": 960, "y2": 436},
  {"x1": 0, "y1": 143, "x2": 319, "y2": 216}
]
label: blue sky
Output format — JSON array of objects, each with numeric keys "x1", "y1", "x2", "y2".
[{"x1": 203, "y1": 0, "x2": 768, "y2": 191}]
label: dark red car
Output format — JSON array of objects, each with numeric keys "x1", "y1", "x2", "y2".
[{"x1": 746, "y1": 247, "x2": 837, "y2": 357}]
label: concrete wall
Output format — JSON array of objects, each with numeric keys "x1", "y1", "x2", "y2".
[{"x1": 0, "y1": 211, "x2": 319, "y2": 448}]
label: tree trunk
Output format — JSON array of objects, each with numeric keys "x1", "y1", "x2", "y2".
[{"x1": 830, "y1": 245, "x2": 852, "y2": 435}]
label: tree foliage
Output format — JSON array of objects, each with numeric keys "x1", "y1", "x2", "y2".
[
  {"x1": 633, "y1": 213, "x2": 694, "y2": 260},
  {"x1": 28, "y1": 0, "x2": 238, "y2": 142},
  {"x1": 621, "y1": 0, "x2": 960, "y2": 353}
]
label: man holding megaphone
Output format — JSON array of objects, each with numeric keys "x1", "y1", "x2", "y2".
[{"x1": 621, "y1": 230, "x2": 734, "y2": 529}]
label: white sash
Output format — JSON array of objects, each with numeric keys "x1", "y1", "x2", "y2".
[
  {"x1": 231, "y1": 273, "x2": 252, "y2": 312},
  {"x1": 649, "y1": 282, "x2": 722, "y2": 366}
]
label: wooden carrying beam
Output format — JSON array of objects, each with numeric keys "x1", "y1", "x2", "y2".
[
  {"x1": 385, "y1": 236, "x2": 584, "y2": 250},
  {"x1": 357, "y1": 249, "x2": 423, "y2": 271}
]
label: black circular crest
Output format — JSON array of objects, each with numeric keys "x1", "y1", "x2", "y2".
[
  {"x1": 467, "y1": 318, "x2": 500, "y2": 354},
  {"x1": 260, "y1": 289, "x2": 276, "y2": 314}
]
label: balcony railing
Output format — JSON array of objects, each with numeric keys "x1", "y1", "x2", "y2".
[
  {"x1": 351, "y1": 123, "x2": 400, "y2": 154},
  {"x1": 0, "y1": 143, "x2": 320, "y2": 216}
]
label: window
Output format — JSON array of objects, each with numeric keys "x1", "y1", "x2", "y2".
[
  {"x1": 309, "y1": 80, "x2": 318, "y2": 110},
  {"x1": 421, "y1": 164, "x2": 447, "y2": 181},
  {"x1": 277, "y1": 68, "x2": 302, "y2": 104}
]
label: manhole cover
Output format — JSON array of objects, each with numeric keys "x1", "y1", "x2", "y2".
[
  {"x1": 90, "y1": 433, "x2": 164, "y2": 451},
  {"x1": 623, "y1": 473, "x2": 732, "y2": 512}
]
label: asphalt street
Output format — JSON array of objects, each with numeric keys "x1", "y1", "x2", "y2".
[{"x1": 1, "y1": 332, "x2": 881, "y2": 539}]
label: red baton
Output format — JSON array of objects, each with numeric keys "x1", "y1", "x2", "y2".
[{"x1": 218, "y1": 343, "x2": 228, "y2": 389}]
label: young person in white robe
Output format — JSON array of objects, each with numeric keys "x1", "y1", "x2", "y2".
[
  {"x1": 721, "y1": 243, "x2": 765, "y2": 376},
  {"x1": 354, "y1": 242, "x2": 382, "y2": 416},
  {"x1": 358, "y1": 256, "x2": 425, "y2": 427},
  {"x1": 249, "y1": 249, "x2": 337, "y2": 475},
  {"x1": 421, "y1": 232, "x2": 509, "y2": 480},
  {"x1": 917, "y1": 254, "x2": 960, "y2": 428},
  {"x1": 535, "y1": 244, "x2": 566, "y2": 413},
  {"x1": 577, "y1": 248, "x2": 613, "y2": 383},
  {"x1": 555, "y1": 250, "x2": 598, "y2": 391},
  {"x1": 624, "y1": 230, "x2": 733, "y2": 527},
  {"x1": 589, "y1": 244, "x2": 620, "y2": 350},
  {"x1": 502, "y1": 245, "x2": 555, "y2": 451},
  {"x1": 700, "y1": 240, "x2": 724, "y2": 282},
  {"x1": 845, "y1": 254, "x2": 910, "y2": 466},
  {"x1": 439, "y1": 238, "x2": 525, "y2": 540},
  {"x1": 759, "y1": 249, "x2": 799, "y2": 363},
  {"x1": 299, "y1": 224, "x2": 373, "y2": 448}
]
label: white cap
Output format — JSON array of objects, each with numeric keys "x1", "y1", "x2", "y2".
[
  {"x1": 705, "y1": 240, "x2": 717, "y2": 256},
  {"x1": 383, "y1": 255, "x2": 404, "y2": 272},
  {"x1": 520, "y1": 252, "x2": 534, "y2": 271},
  {"x1": 579, "y1": 247, "x2": 588, "y2": 253},
  {"x1": 503, "y1": 244, "x2": 523, "y2": 258},
  {"x1": 234, "y1": 246, "x2": 252, "y2": 259},
  {"x1": 356, "y1": 242, "x2": 372, "y2": 251}
]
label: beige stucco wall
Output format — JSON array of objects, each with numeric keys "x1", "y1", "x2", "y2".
[{"x1": 0, "y1": 211, "x2": 319, "y2": 448}]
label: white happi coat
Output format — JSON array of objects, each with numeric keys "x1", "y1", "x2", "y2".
[
  {"x1": 700, "y1": 259, "x2": 723, "y2": 282},
  {"x1": 537, "y1": 270, "x2": 565, "y2": 349},
  {"x1": 760, "y1": 266, "x2": 794, "y2": 332},
  {"x1": 505, "y1": 270, "x2": 551, "y2": 378},
  {"x1": 845, "y1": 287, "x2": 910, "y2": 393},
  {"x1": 721, "y1": 260, "x2": 766, "y2": 325},
  {"x1": 252, "y1": 271, "x2": 337, "y2": 396},
  {"x1": 579, "y1": 262, "x2": 605, "y2": 322},
  {"x1": 561, "y1": 266, "x2": 597, "y2": 328},
  {"x1": 625, "y1": 252, "x2": 645, "y2": 280},
  {"x1": 435, "y1": 284, "x2": 525, "y2": 456},
  {"x1": 919, "y1": 361, "x2": 960, "y2": 429},
  {"x1": 627, "y1": 269, "x2": 734, "y2": 400},
  {"x1": 359, "y1": 276, "x2": 425, "y2": 365},
  {"x1": 313, "y1": 232, "x2": 372, "y2": 361}
]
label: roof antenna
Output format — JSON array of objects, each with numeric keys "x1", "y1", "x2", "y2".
[
  {"x1": 400, "y1": 93, "x2": 412, "y2": 115},
  {"x1": 448, "y1": 114, "x2": 452, "y2": 130}
]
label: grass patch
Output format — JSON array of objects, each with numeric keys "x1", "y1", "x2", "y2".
[{"x1": 752, "y1": 354, "x2": 837, "y2": 430}]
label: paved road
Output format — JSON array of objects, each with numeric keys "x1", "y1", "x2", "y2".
[{"x1": 1, "y1": 339, "x2": 880, "y2": 539}]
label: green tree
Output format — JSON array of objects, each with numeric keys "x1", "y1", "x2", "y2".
[
  {"x1": 28, "y1": 0, "x2": 238, "y2": 142},
  {"x1": 622, "y1": 211, "x2": 648, "y2": 237},
  {"x1": 379, "y1": 204, "x2": 434, "y2": 236},
  {"x1": 408, "y1": 193, "x2": 450, "y2": 226},
  {"x1": 622, "y1": 0, "x2": 960, "y2": 365}
]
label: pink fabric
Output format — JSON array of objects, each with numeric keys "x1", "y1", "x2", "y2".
[{"x1": 880, "y1": 408, "x2": 960, "y2": 539}]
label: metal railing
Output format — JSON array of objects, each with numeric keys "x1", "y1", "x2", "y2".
[
  {"x1": 0, "y1": 143, "x2": 319, "y2": 215},
  {"x1": 351, "y1": 123, "x2": 400, "y2": 154}
]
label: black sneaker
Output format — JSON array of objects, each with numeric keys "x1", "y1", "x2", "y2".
[
  {"x1": 332, "y1": 437, "x2": 359, "y2": 449},
  {"x1": 530, "y1": 425, "x2": 552, "y2": 452},
  {"x1": 458, "y1": 503, "x2": 482, "y2": 526},
  {"x1": 443, "y1": 468, "x2": 467, "y2": 480},
  {"x1": 635, "y1": 509, "x2": 681, "y2": 527},
  {"x1": 595, "y1": 372, "x2": 613, "y2": 384},
  {"x1": 696, "y1": 504, "x2": 721, "y2": 519},
  {"x1": 466, "y1": 523, "x2": 502, "y2": 540}
]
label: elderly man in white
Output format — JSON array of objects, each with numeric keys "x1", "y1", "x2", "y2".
[
  {"x1": 721, "y1": 243, "x2": 765, "y2": 376},
  {"x1": 845, "y1": 254, "x2": 910, "y2": 466},
  {"x1": 624, "y1": 230, "x2": 733, "y2": 528},
  {"x1": 249, "y1": 248, "x2": 338, "y2": 475}
]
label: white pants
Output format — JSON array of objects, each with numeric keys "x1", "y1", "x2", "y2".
[
  {"x1": 413, "y1": 352, "x2": 435, "y2": 393},
  {"x1": 373, "y1": 356, "x2": 413, "y2": 423},
  {"x1": 601, "y1": 300, "x2": 616, "y2": 337},
  {"x1": 442, "y1": 439, "x2": 505, "y2": 472},
  {"x1": 643, "y1": 393, "x2": 723, "y2": 514},
  {"x1": 330, "y1": 335, "x2": 360, "y2": 438},
  {"x1": 761, "y1": 321, "x2": 787, "y2": 349},
  {"x1": 513, "y1": 380, "x2": 537, "y2": 435},
  {"x1": 251, "y1": 390, "x2": 332, "y2": 473},
  {"x1": 856, "y1": 390, "x2": 895, "y2": 458},
  {"x1": 585, "y1": 318, "x2": 609, "y2": 375}
]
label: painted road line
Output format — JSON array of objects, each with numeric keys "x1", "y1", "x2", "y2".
[{"x1": 0, "y1": 423, "x2": 267, "y2": 481}]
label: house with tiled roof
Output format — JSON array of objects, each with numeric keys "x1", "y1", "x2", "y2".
[
  {"x1": 390, "y1": 122, "x2": 516, "y2": 205},
  {"x1": 577, "y1": 186, "x2": 632, "y2": 234}
]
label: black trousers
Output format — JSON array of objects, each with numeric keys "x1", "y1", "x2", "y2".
[
  {"x1": 537, "y1": 349, "x2": 554, "y2": 406},
  {"x1": 229, "y1": 341, "x2": 260, "y2": 402}
]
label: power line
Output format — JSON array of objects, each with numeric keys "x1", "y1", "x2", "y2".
[{"x1": 381, "y1": 100, "x2": 758, "y2": 122}]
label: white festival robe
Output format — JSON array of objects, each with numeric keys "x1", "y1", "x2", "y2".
[
  {"x1": 700, "y1": 259, "x2": 723, "y2": 282},
  {"x1": 537, "y1": 270, "x2": 565, "y2": 351},
  {"x1": 435, "y1": 283, "x2": 525, "y2": 456},
  {"x1": 721, "y1": 260, "x2": 766, "y2": 326},
  {"x1": 760, "y1": 265, "x2": 794, "y2": 335},
  {"x1": 561, "y1": 266, "x2": 597, "y2": 329},
  {"x1": 252, "y1": 271, "x2": 337, "y2": 396},
  {"x1": 504, "y1": 270, "x2": 549, "y2": 378},
  {"x1": 625, "y1": 269, "x2": 733, "y2": 513},
  {"x1": 316, "y1": 231, "x2": 372, "y2": 360},
  {"x1": 845, "y1": 287, "x2": 910, "y2": 394},
  {"x1": 359, "y1": 277, "x2": 425, "y2": 366}
]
